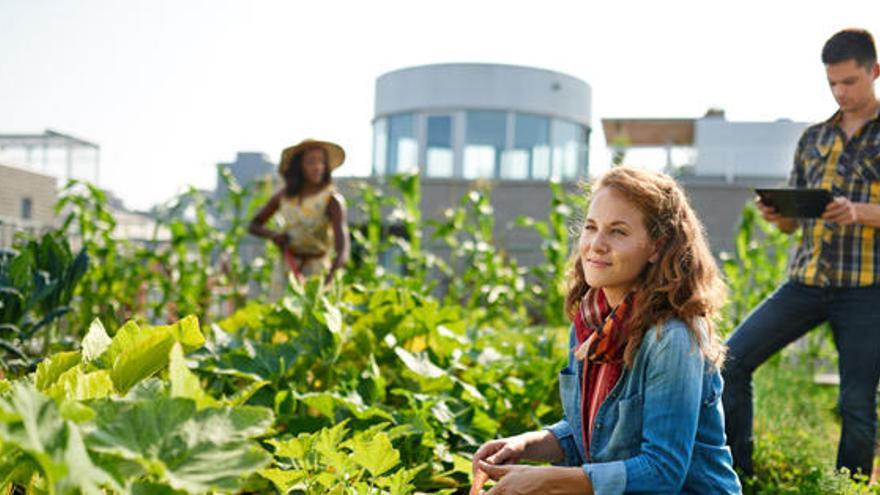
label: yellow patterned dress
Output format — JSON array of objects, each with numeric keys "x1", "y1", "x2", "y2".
[{"x1": 275, "y1": 186, "x2": 343, "y2": 277}]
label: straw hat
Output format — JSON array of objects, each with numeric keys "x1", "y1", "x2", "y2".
[{"x1": 278, "y1": 139, "x2": 346, "y2": 175}]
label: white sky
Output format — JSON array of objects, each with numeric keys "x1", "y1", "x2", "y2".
[{"x1": 1, "y1": 0, "x2": 878, "y2": 210}]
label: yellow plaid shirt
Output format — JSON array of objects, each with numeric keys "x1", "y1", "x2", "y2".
[{"x1": 787, "y1": 106, "x2": 880, "y2": 287}]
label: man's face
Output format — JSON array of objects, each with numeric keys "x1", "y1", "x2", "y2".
[{"x1": 825, "y1": 59, "x2": 879, "y2": 113}]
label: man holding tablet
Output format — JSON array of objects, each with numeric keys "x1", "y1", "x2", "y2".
[{"x1": 723, "y1": 28, "x2": 880, "y2": 480}]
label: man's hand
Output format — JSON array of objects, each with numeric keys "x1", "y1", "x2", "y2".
[
  {"x1": 755, "y1": 197, "x2": 784, "y2": 222},
  {"x1": 755, "y1": 196, "x2": 798, "y2": 234},
  {"x1": 822, "y1": 197, "x2": 859, "y2": 225}
]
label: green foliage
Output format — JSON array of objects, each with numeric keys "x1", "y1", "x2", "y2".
[
  {"x1": 0, "y1": 233, "x2": 88, "y2": 375},
  {"x1": 1, "y1": 173, "x2": 870, "y2": 493},
  {"x1": 515, "y1": 181, "x2": 586, "y2": 325},
  {"x1": 720, "y1": 202, "x2": 797, "y2": 334}
]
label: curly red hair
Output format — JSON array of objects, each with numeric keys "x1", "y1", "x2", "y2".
[{"x1": 564, "y1": 167, "x2": 727, "y2": 368}]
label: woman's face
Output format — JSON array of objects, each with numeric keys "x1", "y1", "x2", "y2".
[
  {"x1": 301, "y1": 148, "x2": 327, "y2": 185},
  {"x1": 578, "y1": 186, "x2": 659, "y2": 306}
]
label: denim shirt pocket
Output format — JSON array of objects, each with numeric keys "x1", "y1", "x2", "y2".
[
  {"x1": 559, "y1": 368, "x2": 579, "y2": 425},
  {"x1": 602, "y1": 393, "x2": 644, "y2": 458}
]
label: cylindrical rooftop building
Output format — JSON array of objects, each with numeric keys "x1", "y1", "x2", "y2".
[{"x1": 371, "y1": 63, "x2": 592, "y2": 181}]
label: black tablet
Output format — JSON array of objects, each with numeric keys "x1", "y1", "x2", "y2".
[{"x1": 754, "y1": 188, "x2": 833, "y2": 218}]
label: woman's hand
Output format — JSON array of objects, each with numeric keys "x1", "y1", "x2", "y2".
[
  {"x1": 476, "y1": 462, "x2": 592, "y2": 495},
  {"x1": 473, "y1": 435, "x2": 530, "y2": 471}
]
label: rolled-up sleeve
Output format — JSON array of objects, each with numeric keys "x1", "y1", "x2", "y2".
[
  {"x1": 582, "y1": 461, "x2": 627, "y2": 494},
  {"x1": 545, "y1": 419, "x2": 582, "y2": 467}
]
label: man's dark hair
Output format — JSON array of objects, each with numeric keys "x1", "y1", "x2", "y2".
[{"x1": 822, "y1": 29, "x2": 877, "y2": 69}]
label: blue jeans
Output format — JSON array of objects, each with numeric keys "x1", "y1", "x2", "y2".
[{"x1": 722, "y1": 281, "x2": 880, "y2": 477}]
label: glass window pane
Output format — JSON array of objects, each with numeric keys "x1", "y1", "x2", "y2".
[
  {"x1": 372, "y1": 118, "x2": 387, "y2": 176},
  {"x1": 510, "y1": 113, "x2": 549, "y2": 179},
  {"x1": 426, "y1": 116, "x2": 453, "y2": 177},
  {"x1": 500, "y1": 150, "x2": 528, "y2": 179},
  {"x1": 463, "y1": 146, "x2": 496, "y2": 179},
  {"x1": 552, "y1": 119, "x2": 588, "y2": 180},
  {"x1": 388, "y1": 113, "x2": 417, "y2": 174},
  {"x1": 427, "y1": 115, "x2": 451, "y2": 147},
  {"x1": 464, "y1": 111, "x2": 505, "y2": 179},
  {"x1": 532, "y1": 145, "x2": 551, "y2": 179}
]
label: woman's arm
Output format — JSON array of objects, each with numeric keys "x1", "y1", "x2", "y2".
[
  {"x1": 248, "y1": 191, "x2": 287, "y2": 246},
  {"x1": 326, "y1": 194, "x2": 350, "y2": 281}
]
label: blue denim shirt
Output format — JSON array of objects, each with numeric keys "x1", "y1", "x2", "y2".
[{"x1": 546, "y1": 318, "x2": 742, "y2": 494}]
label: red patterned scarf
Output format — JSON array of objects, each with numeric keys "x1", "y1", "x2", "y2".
[{"x1": 573, "y1": 288, "x2": 632, "y2": 458}]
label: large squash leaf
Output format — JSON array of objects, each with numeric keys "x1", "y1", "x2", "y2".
[
  {"x1": 99, "y1": 316, "x2": 205, "y2": 393},
  {"x1": 0, "y1": 382, "x2": 117, "y2": 494},
  {"x1": 88, "y1": 393, "x2": 273, "y2": 493}
]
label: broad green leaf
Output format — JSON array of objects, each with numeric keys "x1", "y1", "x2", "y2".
[
  {"x1": 34, "y1": 350, "x2": 82, "y2": 391},
  {"x1": 258, "y1": 468, "x2": 307, "y2": 492},
  {"x1": 225, "y1": 379, "x2": 269, "y2": 407},
  {"x1": 107, "y1": 316, "x2": 205, "y2": 393},
  {"x1": 95, "y1": 319, "x2": 141, "y2": 369},
  {"x1": 314, "y1": 420, "x2": 353, "y2": 474},
  {"x1": 205, "y1": 341, "x2": 300, "y2": 384},
  {"x1": 267, "y1": 435, "x2": 310, "y2": 460},
  {"x1": 320, "y1": 297, "x2": 342, "y2": 335},
  {"x1": 395, "y1": 347, "x2": 447, "y2": 379},
  {"x1": 381, "y1": 465, "x2": 421, "y2": 495},
  {"x1": 169, "y1": 343, "x2": 216, "y2": 409},
  {"x1": 217, "y1": 302, "x2": 271, "y2": 334},
  {"x1": 81, "y1": 318, "x2": 112, "y2": 364},
  {"x1": 46, "y1": 366, "x2": 114, "y2": 402},
  {"x1": 59, "y1": 399, "x2": 96, "y2": 423},
  {"x1": 89, "y1": 395, "x2": 273, "y2": 493},
  {"x1": 0, "y1": 382, "x2": 116, "y2": 494},
  {"x1": 295, "y1": 391, "x2": 393, "y2": 422},
  {"x1": 351, "y1": 431, "x2": 400, "y2": 477}
]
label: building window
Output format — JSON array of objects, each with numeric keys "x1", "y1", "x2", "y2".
[
  {"x1": 388, "y1": 113, "x2": 417, "y2": 174},
  {"x1": 425, "y1": 115, "x2": 453, "y2": 177},
  {"x1": 551, "y1": 119, "x2": 588, "y2": 179},
  {"x1": 21, "y1": 197, "x2": 32, "y2": 220},
  {"x1": 503, "y1": 113, "x2": 550, "y2": 179},
  {"x1": 464, "y1": 111, "x2": 506, "y2": 179},
  {"x1": 372, "y1": 118, "x2": 388, "y2": 176}
]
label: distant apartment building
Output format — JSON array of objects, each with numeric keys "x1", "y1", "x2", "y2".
[
  {"x1": 0, "y1": 163, "x2": 57, "y2": 247},
  {"x1": 215, "y1": 152, "x2": 275, "y2": 198}
]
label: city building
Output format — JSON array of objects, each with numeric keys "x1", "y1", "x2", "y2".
[
  {"x1": 0, "y1": 162, "x2": 57, "y2": 247},
  {"x1": 339, "y1": 63, "x2": 592, "y2": 267}
]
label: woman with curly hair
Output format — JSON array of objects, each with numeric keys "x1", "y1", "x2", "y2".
[{"x1": 472, "y1": 167, "x2": 741, "y2": 494}]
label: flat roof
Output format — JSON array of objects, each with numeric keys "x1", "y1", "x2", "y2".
[{"x1": 602, "y1": 118, "x2": 695, "y2": 146}]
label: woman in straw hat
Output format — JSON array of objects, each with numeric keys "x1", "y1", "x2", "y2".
[{"x1": 249, "y1": 139, "x2": 349, "y2": 285}]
